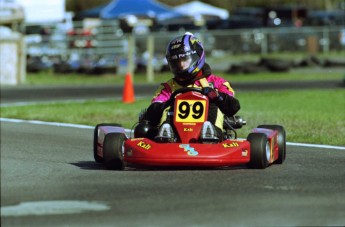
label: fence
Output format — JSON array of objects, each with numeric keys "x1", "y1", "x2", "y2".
[
  {"x1": 25, "y1": 20, "x2": 344, "y2": 76},
  {"x1": 27, "y1": 20, "x2": 344, "y2": 56}
]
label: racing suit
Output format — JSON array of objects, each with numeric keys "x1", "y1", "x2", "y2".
[{"x1": 146, "y1": 63, "x2": 240, "y2": 133}]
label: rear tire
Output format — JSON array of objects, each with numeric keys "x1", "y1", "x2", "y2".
[
  {"x1": 93, "y1": 123, "x2": 122, "y2": 163},
  {"x1": 103, "y1": 133, "x2": 125, "y2": 170},
  {"x1": 247, "y1": 133, "x2": 270, "y2": 169},
  {"x1": 258, "y1": 125, "x2": 286, "y2": 164}
]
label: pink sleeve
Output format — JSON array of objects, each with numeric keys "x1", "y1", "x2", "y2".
[
  {"x1": 152, "y1": 89, "x2": 171, "y2": 103},
  {"x1": 152, "y1": 83, "x2": 172, "y2": 103},
  {"x1": 209, "y1": 75, "x2": 235, "y2": 96}
]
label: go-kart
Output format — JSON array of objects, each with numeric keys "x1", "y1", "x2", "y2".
[{"x1": 93, "y1": 87, "x2": 286, "y2": 170}]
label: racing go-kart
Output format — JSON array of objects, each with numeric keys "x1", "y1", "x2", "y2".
[{"x1": 93, "y1": 87, "x2": 286, "y2": 170}]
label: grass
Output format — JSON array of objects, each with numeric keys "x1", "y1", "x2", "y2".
[
  {"x1": 2, "y1": 52, "x2": 344, "y2": 146},
  {"x1": 19, "y1": 67, "x2": 344, "y2": 86},
  {"x1": 1, "y1": 89, "x2": 344, "y2": 146}
]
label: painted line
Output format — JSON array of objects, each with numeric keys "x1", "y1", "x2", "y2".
[
  {"x1": 1, "y1": 200, "x2": 110, "y2": 217},
  {"x1": 1, "y1": 118, "x2": 344, "y2": 150},
  {"x1": 0, "y1": 118, "x2": 132, "y2": 134},
  {"x1": 1, "y1": 118, "x2": 94, "y2": 129},
  {"x1": 286, "y1": 142, "x2": 345, "y2": 150},
  {"x1": 0, "y1": 98, "x2": 116, "y2": 107}
]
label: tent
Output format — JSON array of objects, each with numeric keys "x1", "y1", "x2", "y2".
[
  {"x1": 100, "y1": 0, "x2": 182, "y2": 21},
  {"x1": 75, "y1": 4, "x2": 107, "y2": 19},
  {"x1": 174, "y1": 1, "x2": 229, "y2": 20}
]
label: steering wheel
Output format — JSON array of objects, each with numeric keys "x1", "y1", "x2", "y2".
[{"x1": 165, "y1": 87, "x2": 204, "y2": 107}]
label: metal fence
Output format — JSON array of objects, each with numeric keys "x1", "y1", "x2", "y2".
[{"x1": 25, "y1": 19, "x2": 344, "y2": 75}]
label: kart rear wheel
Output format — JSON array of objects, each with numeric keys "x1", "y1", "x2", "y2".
[
  {"x1": 247, "y1": 133, "x2": 270, "y2": 169},
  {"x1": 103, "y1": 132, "x2": 125, "y2": 170},
  {"x1": 258, "y1": 125, "x2": 286, "y2": 164},
  {"x1": 93, "y1": 123, "x2": 122, "y2": 163}
]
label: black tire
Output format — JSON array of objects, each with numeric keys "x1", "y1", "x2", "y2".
[
  {"x1": 103, "y1": 133, "x2": 125, "y2": 170},
  {"x1": 247, "y1": 133, "x2": 270, "y2": 169},
  {"x1": 258, "y1": 125, "x2": 286, "y2": 164},
  {"x1": 259, "y1": 58, "x2": 291, "y2": 72},
  {"x1": 93, "y1": 123, "x2": 122, "y2": 163}
]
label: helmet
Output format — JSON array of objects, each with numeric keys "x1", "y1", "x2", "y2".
[{"x1": 166, "y1": 33, "x2": 205, "y2": 83}]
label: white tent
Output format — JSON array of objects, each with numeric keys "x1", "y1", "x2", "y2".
[
  {"x1": 174, "y1": 1, "x2": 229, "y2": 20},
  {"x1": 15, "y1": 0, "x2": 66, "y2": 24}
]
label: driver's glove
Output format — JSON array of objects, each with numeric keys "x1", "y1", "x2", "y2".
[{"x1": 203, "y1": 87, "x2": 223, "y2": 103}]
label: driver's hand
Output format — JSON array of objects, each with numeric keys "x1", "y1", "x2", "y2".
[{"x1": 203, "y1": 87, "x2": 222, "y2": 102}]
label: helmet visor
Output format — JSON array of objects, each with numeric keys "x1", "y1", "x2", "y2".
[{"x1": 168, "y1": 51, "x2": 199, "y2": 75}]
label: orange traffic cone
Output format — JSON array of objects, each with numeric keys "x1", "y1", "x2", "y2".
[{"x1": 122, "y1": 72, "x2": 135, "y2": 103}]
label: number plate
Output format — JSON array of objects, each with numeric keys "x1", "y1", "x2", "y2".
[{"x1": 175, "y1": 100, "x2": 206, "y2": 123}]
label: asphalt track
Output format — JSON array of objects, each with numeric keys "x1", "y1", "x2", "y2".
[
  {"x1": 1, "y1": 120, "x2": 345, "y2": 226},
  {"x1": 1, "y1": 81, "x2": 345, "y2": 226}
]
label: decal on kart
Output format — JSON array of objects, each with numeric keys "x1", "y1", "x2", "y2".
[
  {"x1": 179, "y1": 144, "x2": 199, "y2": 156},
  {"x1": 175, "y1": 100, "x2": 206, "y2": 123},
  {"x1": 137, "y1": 141, "x2": 151, "y2": 150},
  {"x1": 130, "y1": 138, "x2": 144, "y2": 141},
  {"x1": 242, "y1": 149, "x2": 248, "y2": 157},
  {"x1": 222, "y1": 142, "x2": 239, "y2": 148}
]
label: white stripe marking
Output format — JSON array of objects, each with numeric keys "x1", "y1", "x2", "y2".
[
  {"x1": 286, "y1": 142, "x2": 345, "y2": 150},
  {"x1": 1, "y1": 117, "x2": 94, "y2": 129},
  {"x1": 0, "y1": 118, "x2": 132, "y2": 134},
  {"x1": 0, "y1": 98, "x2": 115, "y2": 107},
  {"x1": 1, "y1": 200, "x2": 110, "y2": 216},
  {"x1": 1, "y1": 118, "x2": 344, "y2": 150}
]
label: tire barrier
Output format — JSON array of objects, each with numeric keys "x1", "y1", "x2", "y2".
[{"x1": 227, "y1": 56, "x2": 345, "y2": 74}]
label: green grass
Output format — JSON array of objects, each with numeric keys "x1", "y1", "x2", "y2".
[
  {"x1": 2, "y1": 52, "x2": 344, "y2": 146},
  {"x1": 19, "y1": 67, "x2": 343, "y2": 86},
  {"x1": 1, "y1": 89, "x2": 344, "y2": 146}
]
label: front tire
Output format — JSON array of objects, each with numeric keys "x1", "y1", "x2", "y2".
[
  {"x1": 258, "y1": 125, "x2": 286, "y2": 164},
  {"x1": 103, "y1": 133, "x2": 125, "y2": 170},
  {"x1": 93, "y1": 123, "x2": 121, "y2": 163},
  {"x1": 247, "y1": 133, "x2": 270, "y2": 169}
]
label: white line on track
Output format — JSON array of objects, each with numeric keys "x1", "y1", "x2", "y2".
[
  {"x1": 1, "y1": 118, "x2": 344, "y2": 150},
  {"x1": 0, "y1": 98, "x2": 117, "y2": 107},
  {"x1": 1, "y1": 200, "x2": 110, "y2": 216}
]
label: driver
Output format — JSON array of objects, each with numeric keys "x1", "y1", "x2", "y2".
[{"x1": 136, "y1": 32, "x2": 240, "y2": 141}]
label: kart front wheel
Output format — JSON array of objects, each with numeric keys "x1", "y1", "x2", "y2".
[
  {"x1": 258, "y1": 125, "x2": 286, "y2": 164},
  {"x1": 247, "y1": 132, "x2": 270, "y2": 169},
  {"x1": 93, "y1": 123, "x2": 122, "y2": 163},
  {"x1": 103, "y1": 133, "x2": 125, "y2": 170}
]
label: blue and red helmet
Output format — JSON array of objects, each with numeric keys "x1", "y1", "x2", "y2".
[{"x1": 166, "y1": 33, "x2": 205, "y2": 83}]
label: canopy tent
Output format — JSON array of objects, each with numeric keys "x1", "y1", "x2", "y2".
[
  {"x1": 100, "y1": 0, "x2": 182, "y2": 21},
  {"x1": 174, "y1": 1, "x2": 229, "y2": 20},
  {"x1": 74, "y1": 4, "x2": 107, "y2": 19}
]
